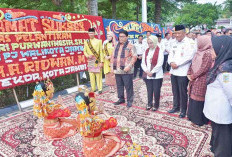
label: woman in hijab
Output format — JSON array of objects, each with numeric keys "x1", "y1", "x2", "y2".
[
  {"x1": 103, "y1": 31, "x2": 117, "y2": 92},
  {"x1": 203, "y1": 35, "x2": 232, "y2": 157},
  {"x1": 141, "y1": 35, "x2": 164, "y2": 111},
  {"x1": 187, "y1": 35, "x2": 213, "y2": 126}
]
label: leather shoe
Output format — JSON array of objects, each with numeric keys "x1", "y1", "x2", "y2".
[
  {"x1": 168, "y1": 108, "x2": 180, "y2": 113},
  {"x1": 114, "y1": 100, "x2": 125, "y2": 105},
  {"x1": 98, "y1": 91, "x2": 102, "y2": 94},
  {"x1": 146, "y1": 105, "x2": 152, "y2": 110},
  {"x1": 179, "y1": 113, "x2": 186, "y2": 118},
  {"x1": 152, "y1": 107, "x2": 158, "y2": 111},
  {"x1": 127, "y1": 103, "x2": 132, "y2": 108}
]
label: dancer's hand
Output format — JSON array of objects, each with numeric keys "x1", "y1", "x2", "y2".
[
  {"x1": 98, "y1": 103, "x2": 104, "y2": 114},
  {"x1": 103, "y1": 110, "x2": 110, "y2": 118},
  {"x1": 58, "y1": 95, "x2": 67, "y2": 108}
]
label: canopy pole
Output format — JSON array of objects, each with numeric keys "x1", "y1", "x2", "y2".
[
  {"x1": 13, "y1": 88, "x2": 22, "y2": 111},
  {"x1": 76, "y1": 73, "x2": 80, "y2": 87}
]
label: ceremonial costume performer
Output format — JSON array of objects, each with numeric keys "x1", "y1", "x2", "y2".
[
  {"x1": 141, "y1": 35, "x2": 164, "y2": 111},
  {"x1": 187, "y1": 35, "x2": 213, "y2": 126},
  {"x1": 203, "y1": 36, "x2": 232, "y2": 157},
  {"x1": 103, "y1": 31, "x2": 117, "y2": 92},
  {"x1": 168, "y1": 25, "x2": 196, "y2": 118},
  {"x1": 84, "y1": 28, "x2": 104, "y2": 94},
  {"x1": 75, "y1": 89, "x2": 125, "y2": 157},
  {"x1": 33, "y1": 79, "x2": 78, "y2": 140}
]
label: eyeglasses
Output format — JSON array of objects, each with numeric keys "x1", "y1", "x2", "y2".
[{"x1": 119, "y1": 36, "x2": 127, "y2": 38}]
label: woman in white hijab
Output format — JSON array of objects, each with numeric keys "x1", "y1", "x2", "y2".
[{"x1": 141, "y1": 35, "x2": 164, "y2": 111}]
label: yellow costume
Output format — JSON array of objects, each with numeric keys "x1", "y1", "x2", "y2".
[
  {"x1": 103, "y1": 42, "x2": 114, "y2": 74},
  {"x1": 84, "y1": 38, "x2": 103, "y2": 92},
  {"x1": 103, "y1": 41, "x2": 116, "y2": 86}
]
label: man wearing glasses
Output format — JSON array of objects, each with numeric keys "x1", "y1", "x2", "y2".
[{"x1": 111, "y1": 30, "x2": 137, "y2": 108}]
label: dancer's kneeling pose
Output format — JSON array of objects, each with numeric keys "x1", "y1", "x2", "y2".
[
  {"x1": 75, "y1": 88, "x2": 125, "y2": 157},
  {"x1": 33, "y1": 79, "x2": 78, "y2": 140}
]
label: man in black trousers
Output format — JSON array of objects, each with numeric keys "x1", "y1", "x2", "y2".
[
  {"x1": 167, "y1": 25, "x2": 196, "y2": 118},
  {"x1": 134, "y1": 35, "x2": 146, "y2": 78},
  {"x1": 111, "y1": 30, "x2": 137, "y2": 108}
]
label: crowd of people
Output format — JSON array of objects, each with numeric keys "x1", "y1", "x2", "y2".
[{"x1": 32, "y1": 25, "x2": 232, "y2": 157}]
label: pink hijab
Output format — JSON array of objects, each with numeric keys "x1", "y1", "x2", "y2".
[{"x1": 191, "y1": 35, "x2": 212, "y2": 73}]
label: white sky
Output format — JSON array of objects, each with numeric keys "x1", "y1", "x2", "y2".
[{"x1": 197, "y1": 0, "x2": 225, "y2": 5}]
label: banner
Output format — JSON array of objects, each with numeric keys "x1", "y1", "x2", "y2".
[
  {"x1": 103, "y1": 19, "x2": 162, "y2": 44},
  {"x1": 0, "y1": 8, "x2": 105, "y2": 90},
  {"x1": 162, "y1": 27, "x2": 174, "y2": 37}
]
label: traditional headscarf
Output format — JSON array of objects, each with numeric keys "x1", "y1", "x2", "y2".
[
  {"x1": 103, "y1": 31, "x2": 117, "y2": 48},
  {"x1": 191, "y1": 35, "x2": 212, "y2": 73},
  {"x1": 207, "y1": 35, "x2": 232, "y2": 84},
  {"x1": 147, "y1": 35, "x2": 158, "y2": 50}
]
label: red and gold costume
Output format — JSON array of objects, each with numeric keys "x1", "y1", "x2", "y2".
[
  {"x1": 75, "y1": 90, "x2": 124, "y2": 157},
  {"x1": 33, "y1": 79, "x2": 78, "y2": 140}
]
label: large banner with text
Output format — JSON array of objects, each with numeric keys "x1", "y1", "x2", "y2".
[
  {"x1": 162, "y1": 26, "x2": 174, "y2": 37},
  {"x1": 103, "y1": 19, "x2": 162, "y2": 44},
  {"x1": 0, "y1": 8, "x2": 105, "y2": 90}
]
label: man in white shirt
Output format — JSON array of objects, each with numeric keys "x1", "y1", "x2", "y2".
[
  {"x1": 169, "y1": 32, "x2": 176, "y2": 48},
  {"x1": 167, "y1": 25, "x2": 196, "y2": 118},
  {"x1": 134, "y1": 35, "x2": 146, "y2": 78},
  {"x1": 142, "y1": 31, "x2": 151, "y2": 49},
  {"x1": 162, "y1": 33, "x2": 171, "y2": 72}
]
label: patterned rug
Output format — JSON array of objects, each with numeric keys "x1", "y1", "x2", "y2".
[{"x1": 0, "y1": 74, "x2": 214, "y2": 157}]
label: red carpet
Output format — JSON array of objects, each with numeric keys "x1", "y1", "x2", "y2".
[{"x1": 0, "y1": 74, "x2": 213, "y2": 157}]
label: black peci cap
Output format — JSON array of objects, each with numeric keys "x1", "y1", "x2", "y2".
[
  {"x1": 88, "y1": 28, "x2": 95, "y2": 32},
  {"x1": 175, "y1": 25, "x2": 185, "y2": 31}
]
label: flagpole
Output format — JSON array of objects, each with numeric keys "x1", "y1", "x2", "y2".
[{"x1": 142, "y1": 0, "x2": 147, "y2": 23}]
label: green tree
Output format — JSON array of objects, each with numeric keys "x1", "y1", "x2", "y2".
[
  {"x1": 152, "y1": 0, "x2": 195, "y2": 24},
  {"x1": 220, "y1": 0, "x2": 232, "y2": 18},
  {"x1": 175, "y1": 3, "x2": 219, "y2": 29},
  {"x1": 0, "y1": 0, "x2": 88, "y2": 14}
]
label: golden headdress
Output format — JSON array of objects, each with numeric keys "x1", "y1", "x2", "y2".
[
  {"x1": 75, "y1": 87, "x2": 104, "y2": 136},
  {"x1": 33, "y1": 78, "x2": 70, "y2": 119}
]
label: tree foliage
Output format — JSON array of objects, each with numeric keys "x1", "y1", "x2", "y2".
[
  {"x1": 175, "y1": 3, "x2": 219, "y2": 29},
  {"x1": 220, "y1": 0, "x2": 232, "y2": 18}
]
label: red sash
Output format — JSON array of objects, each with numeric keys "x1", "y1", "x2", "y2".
[{"x1": 143, "y1": 46, "x2": 160, "y2": 78}]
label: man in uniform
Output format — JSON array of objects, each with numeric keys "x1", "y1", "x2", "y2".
[
  {"x1": 168, "y1": 25, "x2": 196, "y2": 118},
  {"x1": 83, "y1": 28, "x2": 104, "y2": 94}
]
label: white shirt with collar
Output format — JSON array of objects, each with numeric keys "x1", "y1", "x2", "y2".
[
  {"x1": 203, "y1": 73, "x2": 232, "y2": 124},
  {"x1": 134, "y1": 40, "x2": 147, "y2": 56},
  {"x1": 161, "y1": 38, "x2": 171, "y2": 55},
  {"x1": 141, "y1": 45, "x2": 164, "y2": 79},
  {"x1": 168, "y1": 37, "x2": 196, "y2": 76},
  {"x1": 142, "y1": 38, "x2": 149, "y2": 50}
]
